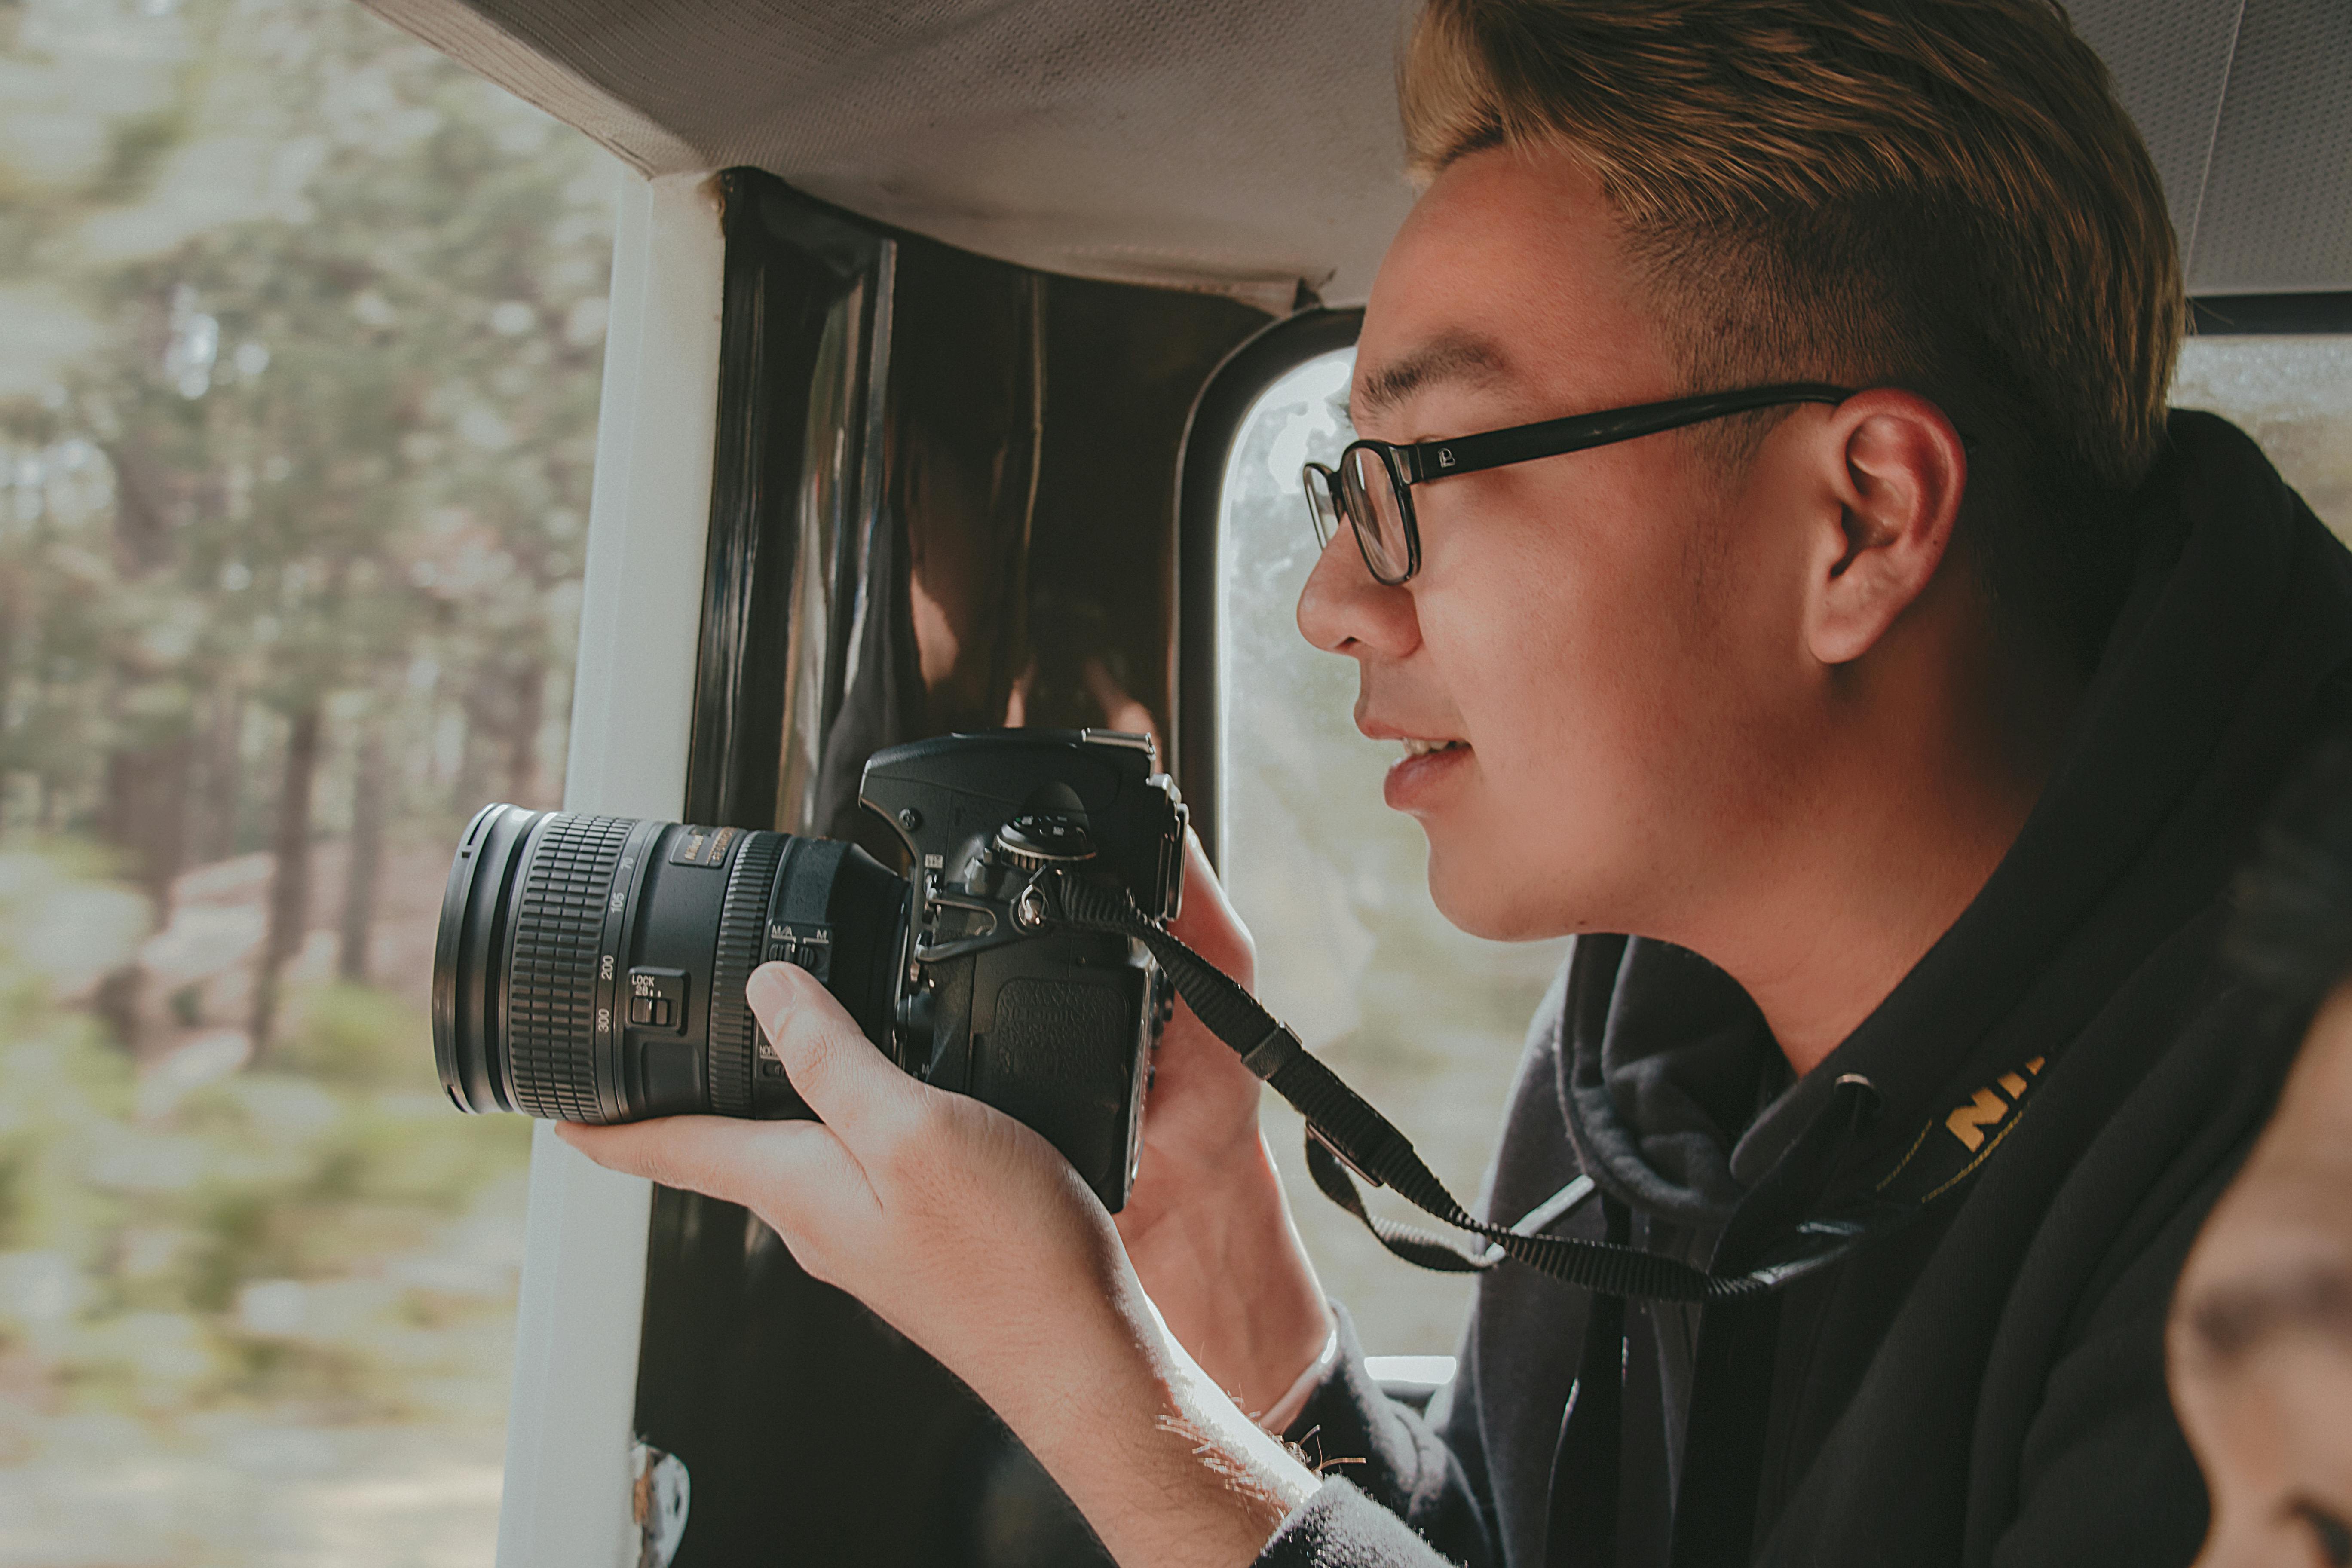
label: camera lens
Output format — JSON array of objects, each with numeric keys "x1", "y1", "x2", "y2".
[{"x1": 433, "y1": 803, "x2": 908, "y2": 1123}]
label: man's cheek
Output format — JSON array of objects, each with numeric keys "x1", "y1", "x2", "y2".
[
  {"x1": 1421, "y1": 766, "x2": 1556, "y2": 937},
  {"x1": 2273, "y1": 1346, "x2": 2352, "y2": 1486}
]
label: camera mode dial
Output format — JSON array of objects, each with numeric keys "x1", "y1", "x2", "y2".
[{"x1": 991, "y1": 813, "x2": 1096, "y2": 871}]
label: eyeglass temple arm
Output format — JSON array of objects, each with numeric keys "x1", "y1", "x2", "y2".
[{"x1": 1397, "y1": 383, "x2": 1853, "y2": 484}]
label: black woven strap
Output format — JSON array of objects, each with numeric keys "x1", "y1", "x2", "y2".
[{"x1": 1041, "y1": 871, "x2": 1887, "y2": 1304}]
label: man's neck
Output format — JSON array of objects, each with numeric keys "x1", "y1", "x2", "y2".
[{"x1": 1689, "y1": 611, "x2": 2084, "y2": 1078}]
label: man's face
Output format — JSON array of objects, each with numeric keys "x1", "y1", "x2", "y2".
[
  {"x1": 2171, "y1": 984, "x2": 2352, "y2": 1568},
  {"x1": 1299, "y1": 145, "x2": 1824, "y2": 940}
]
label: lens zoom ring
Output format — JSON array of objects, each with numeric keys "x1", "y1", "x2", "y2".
[
  {"x1": 708, "y1": 832, "x2": 784, "y2": 1116},
  {"x1": 507, "y1": 814, "x2": 634, "y2": 1121}
]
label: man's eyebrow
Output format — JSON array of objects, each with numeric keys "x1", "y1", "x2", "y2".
[
  {"x1": 2189, "y1": 1260, "x2": 2352, "y2": 1362},
  {"x1": 1349, "y1": 334, "x2": 1509, "y2": 427}
]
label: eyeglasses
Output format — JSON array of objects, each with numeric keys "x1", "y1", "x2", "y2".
[{"x1": 1300, "y1": 382, "x2": 1854, "y2": 585}]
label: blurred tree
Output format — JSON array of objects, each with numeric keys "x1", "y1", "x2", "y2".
[
  {"x1": 0, "y1": 7, "x2": 600, "y2": 1551},
  {"x1": 0, "y1": 0, "x2": 612, "y2": 1052}
]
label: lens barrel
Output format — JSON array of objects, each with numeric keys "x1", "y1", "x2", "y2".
[
  {"x1": 432, "y1": 731, "x2": 1181, "y2": 1210},
  {"x1": 433, "y1": 805, "x2": 906, "y2": 1124}
]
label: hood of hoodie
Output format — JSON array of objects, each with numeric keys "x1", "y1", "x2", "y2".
[{"x1": 1558, "y1": 410, "x2": 2352, "y2": 1231}]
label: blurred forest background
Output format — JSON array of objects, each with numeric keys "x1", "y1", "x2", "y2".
[{"x1": 0, "y1": 0, "x2": 611, "y2": 1561}]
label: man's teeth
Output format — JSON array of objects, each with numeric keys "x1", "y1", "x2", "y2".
[{"x1": 1400, "y1": 738, "x2": 1465, "y2": 758}]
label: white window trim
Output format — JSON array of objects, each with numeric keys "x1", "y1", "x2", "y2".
[{"x1": 496, "y1": 166, "x2": 725, "y2": 1568}]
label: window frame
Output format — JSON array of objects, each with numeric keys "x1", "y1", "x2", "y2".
[
  {"x1": 500, "y1": 166, "x2": 726, "y2": 1568},
  {"x1": 1174, "y1": 306, "x2": 1363, "y2": 864},
  {"x1": 2189, "y1": 292, "x2": 2352, "y2": 334}
]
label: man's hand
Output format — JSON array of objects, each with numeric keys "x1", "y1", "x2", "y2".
[
  {"x1": 557, "y1": 959, "x2": 1316, "y2": 1568},
  {"x1": 1117, "y1": 831, "x2": 1335, "y2": 1424}
]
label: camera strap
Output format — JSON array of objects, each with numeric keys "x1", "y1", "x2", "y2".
[{"x1": 1041, "y1": 871, "x2": 2046, "y2": 1305}]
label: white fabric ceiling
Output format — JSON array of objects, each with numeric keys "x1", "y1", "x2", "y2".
[{"x1": 360, "y1": 0, "x2": 2349, "y2": 309}]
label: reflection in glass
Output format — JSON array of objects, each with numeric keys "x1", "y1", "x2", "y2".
[
  {"x1": 776, "y1": 268, "x2": 872, "y2": 836},
  {"x1": 797, "y1": 243, "x2": 1052, "y2": 845},
  {"x1": 638, "y1": 174, "x2": 1268, "y2": 1567}
]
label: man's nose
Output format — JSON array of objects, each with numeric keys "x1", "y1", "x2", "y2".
[{"x1": 1296, "y1": 523, "x2": 1421, "y2": 660}]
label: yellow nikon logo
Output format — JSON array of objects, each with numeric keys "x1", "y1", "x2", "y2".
[{"x1": 1944, "y1": 1057, "x2": 2047, "y2": 1152}]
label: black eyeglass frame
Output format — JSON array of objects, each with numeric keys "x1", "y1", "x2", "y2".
[{"x1": 1302, "y1": 380, "x2": 1855, "y2": 585}]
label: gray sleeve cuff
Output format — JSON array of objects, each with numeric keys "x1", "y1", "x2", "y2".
[
  {"x1": 1255, "y1": 1478, "x2": 1468, "y2": 1568},
  {"x1": 1273, "y1": 1305, "x2": 1495, "y2": 1565}
]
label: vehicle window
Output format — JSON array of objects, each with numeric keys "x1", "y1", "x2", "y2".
[
  {"x1": 0, "y1": 0, "x2": 610, "y2": 1558},
  {"x1": 1215, "y1": 334, "x2": 2352, "y2": 1359},
  {"x1": 1218, "y1": 347, "x2": 1572, "y2": 1356},
  {"x1": 2173, "y1": 336, "x2": 2352, "y2": 541}
]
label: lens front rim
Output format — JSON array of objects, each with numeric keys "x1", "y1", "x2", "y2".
[{"x1": 435, "y1": 802, "x2": 541, "y2": 1114}]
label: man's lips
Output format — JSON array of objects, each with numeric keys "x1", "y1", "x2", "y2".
[
  {"x1": 1382, "y1": 736, "x2": 1471, "y2": 810},
  {"x1": 1359, "y1": 718, "x2": 1473, "y2": 809}
]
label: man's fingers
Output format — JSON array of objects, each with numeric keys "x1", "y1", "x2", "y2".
[
  {"x1": 1166, "y1": 827, "x2": 1255, "y2": 982},
  {"x1": 556, "y1": 1115, "x2": 872, "y2": 1218},
  {"x1": 747, "y1": 961, "x2": 931, "y2": 1145}
]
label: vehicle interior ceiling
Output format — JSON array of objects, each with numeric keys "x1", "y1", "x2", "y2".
[{"x1": 360, "y1": 3, "x2": 2351, "y2": 1565}]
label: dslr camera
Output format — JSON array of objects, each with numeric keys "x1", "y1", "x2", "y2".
[{"x1": 434, "y1": 729, "x2": 1185, "y2": 1210}]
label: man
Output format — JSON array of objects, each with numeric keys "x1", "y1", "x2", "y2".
[
  {"x1": 562, "y1": 2, "x2": 2352, "y2": 1565},
  {"x1": 2172, "y1": 738, "x2": 2352, "y2": 1568}
]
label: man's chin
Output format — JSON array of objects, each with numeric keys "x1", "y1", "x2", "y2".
[{"x1": 1424, "y1": 845, "x2": 1555, "y2": 942}]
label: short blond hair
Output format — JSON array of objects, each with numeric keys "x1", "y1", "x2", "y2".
[{"x1": 1401, "y1": 0, "x2": 2184, "y2": 661}]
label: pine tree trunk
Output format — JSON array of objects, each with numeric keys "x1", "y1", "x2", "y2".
[
  {"x1": 251, "y1": 704, "x2": 322, "y2": 1053},
  {"x1": 191, "y1": 685, "x2": 245, "y2": 864},
  {"x1": 147, "y1": 732, "x2": 192, "y2": 915},
  {"x1": 338, "y1": 719, "x2": 386, "y2": 984},
  {"x1": 0, "y1": 570, "x2": 16, "y2": 822},
  {"x1": 454, "y1": 673, "x2": 496, "y2": 815},
  {"x1": 99, "y1": 730, "x2": 193, "y2": 921}
]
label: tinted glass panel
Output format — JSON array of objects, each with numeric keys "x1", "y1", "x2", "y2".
[{"x1": 637, "y1": 169, "x2": 1268, "y2": 1568}]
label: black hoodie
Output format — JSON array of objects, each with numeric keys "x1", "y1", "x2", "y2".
[{"x1": 1251, "y1": 412, "x2": 2352, "y2": 1568}]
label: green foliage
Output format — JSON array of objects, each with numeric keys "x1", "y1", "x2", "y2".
[
  {"x1": 93, "y1": 108, "x2": 185, "y2": 203},
  {"x1": 0, "y1": 3, "x2": 591, "y2": 1547},
  {"x1": 0, "y1": 0, "x2": 613, "y2": 848},
  {"x1": 275, "y1": 981, "x2": 430, "y2": 1087},
  {"x1": 0, "y1": 848, "x2": 531, "y2": 1425}
]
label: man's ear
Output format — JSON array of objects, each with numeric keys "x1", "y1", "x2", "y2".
[{"x1": 1802, "y1": 390, "x2": 1968, "y2": 666}]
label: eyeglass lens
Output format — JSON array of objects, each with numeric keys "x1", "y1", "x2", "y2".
[
  {"x1": 1340, "y1": 447, "x2": 1411, "y2": 583},
  {"x1": 1302, "y1": 464, "x2": 1343, "y2": 549}
]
